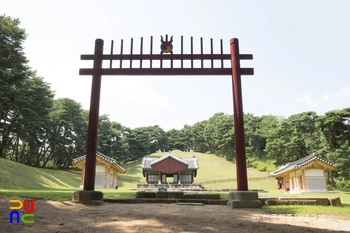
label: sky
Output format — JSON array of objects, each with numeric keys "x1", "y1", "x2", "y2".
[{"x1": 2, "y1": 0, "x2": 350, "y2": 131}]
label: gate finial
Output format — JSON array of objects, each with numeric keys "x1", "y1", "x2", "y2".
[{"x1": 160, "y1": 34, "x2": 173, "y2": 54}]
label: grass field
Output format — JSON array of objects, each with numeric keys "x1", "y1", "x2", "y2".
[
  {"x1": 1, "y1": 152, "x2": 349, "y2": 218},
  {"x1": 118, "y1": 150, "x2": 276, "y2": 190}
]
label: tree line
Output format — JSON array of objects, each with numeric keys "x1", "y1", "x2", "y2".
[{"x1": 1, "y1": 15, "x2": 349, "y2": 188}]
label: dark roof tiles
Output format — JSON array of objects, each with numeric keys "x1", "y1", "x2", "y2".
[{"x1": 141, "y1": 153, "x2": 199, "y2": 170}]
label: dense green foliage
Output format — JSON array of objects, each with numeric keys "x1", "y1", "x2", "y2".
[{"x1": 1, "y1": 15, "x2": 349, "y2": 189}]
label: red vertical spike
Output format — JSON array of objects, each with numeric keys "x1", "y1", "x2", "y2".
[
  {"x1": 190, "y1": 37, "x2": 193, "y2": 68},
  {"x1": 220, "y1": 39, "x2": 224, "y2": 68},
  {"x1": 181, "y1": 36, "x2": 183, "y2": 68},
  {"x1": 150, "y1": 36, "x2": 153, "y2": 68},
  {"x1": 140, "y1": 37, "x2": 143, "y2": 68},
  {"x1": 110, "y1": 40, "x2": 114, "y2": 69},
  {"x1": 120, "y1": 39, "x2": 123, "y2": 68},
  {"x1": 210, "y1": 38, "x2": 214, "y2": 68},
  {"x1": 200, "y1": 37, "x2": 203, "y2": 68},
  {"x1": 130, "y1": 38, "x2": 133, "y2": 68}
]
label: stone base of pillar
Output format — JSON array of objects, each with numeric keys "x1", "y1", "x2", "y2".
[
  {"x1": 227, "y1": 191, "x2": 261, "y2": 208},
  {"x1": 72, "y1": 190, "x2": 104, "y2": 206}
]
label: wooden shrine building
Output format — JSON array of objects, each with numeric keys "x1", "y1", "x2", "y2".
[
  {"x1": 271, "y1": 153, "x2": 337, "y2": 193},
  {"x1": 72, "y1": 151, "x2": 126, "y2": 189},
  {"x1": 141, "y1": 153, "x2": 199, "y2": 185}
]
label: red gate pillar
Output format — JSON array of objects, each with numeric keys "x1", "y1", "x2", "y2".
[
  {"x1": 230, "y1": 38, "x2": 248, "y2": 191},
  {"x1": 83, "y1": 39, "x2": 104, "y2": 190}
]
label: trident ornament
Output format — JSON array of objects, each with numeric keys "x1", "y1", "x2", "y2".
[{"x1": 160, "y1": 35, "x2": 173, "y2": 54}]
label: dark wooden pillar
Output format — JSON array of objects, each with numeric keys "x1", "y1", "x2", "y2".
[
  {"x1": 178, "y1": 172, "x2": 181, "y2": 184},
  {"x1": 158, "y1": 172, "x2": 162, "y2": 184},
  {"x1": 146, "y1": 172, "x2": 149, "y2": 184},
  {"x1": 230, "y1": 38, "x2": 248, "y2": 191},
  {"x1": 83, "y1": 39, "x2": 104, "y2": 191}
]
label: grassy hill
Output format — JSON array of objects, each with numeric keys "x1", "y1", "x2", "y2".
[
  {"x1": 0, "y1": 151, "x2": 275, "y2": 191},
  {"x1": 118, "y1": 150, "x2": 276, "y2": 190},
  {"x1": 0, "y1": 157, "x2": 81, "y2": 190}
]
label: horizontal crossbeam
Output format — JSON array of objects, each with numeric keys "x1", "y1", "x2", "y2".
[
  {"x1": 79, "y1": 68, "x2": 254, "y2": 76},
  {"x1": 80, "y1": 54, "x2": 253, "y2": 61}
]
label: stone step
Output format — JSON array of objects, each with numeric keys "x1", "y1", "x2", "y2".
[
  {"x1": 176, "y1": 199, "x2": 208, "y2": 204},
  {"x1": 183, "y1": 193, "x2": 220, "y2": 199}
]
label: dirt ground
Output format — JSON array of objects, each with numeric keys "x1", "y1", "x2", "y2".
[{"x1": 1, "y1": 198, "x2": 350, "y2": 233}]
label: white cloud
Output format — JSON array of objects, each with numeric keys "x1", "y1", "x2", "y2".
[
  {"x1": 322, "y1": 86, "x2": 350, "y2": 101},
  {"x1": 297, "y1": 93, "x2": 320, "y2": 108}
]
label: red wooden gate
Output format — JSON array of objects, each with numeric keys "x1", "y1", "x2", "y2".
[{"x1": 79, "y1": 35, "x2": 254, "y2": 191}]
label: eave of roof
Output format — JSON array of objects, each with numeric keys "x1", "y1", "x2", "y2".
[
  {"x1": 72, "y1": 151, "x2": 126, "y2": 174},
  {"x1": 150, "y1": 153, "x2": 189, "y2": 166},
  {"x1": 272, "y1": 153, "x2": 337, "y2": 177},
  {"x1": 141, "y1": 153, "x2": 199, "y2": 170}
]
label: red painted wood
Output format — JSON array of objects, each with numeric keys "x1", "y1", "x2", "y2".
[
  {"x1": 79, "y1": 68, "x2": 254, "y2": 76},
  {"x1": 151, "y1": 157, "x2": 188, "y2": 173},
  {"x1": 84, "y1": 39, "x2": 104, "y2": 191},
  {"x1": 230, "y1": 38, "x2": 248, "y2": 191},
  {"x1": 81, "y1": 54, "x2": 253, "y2": 60}
]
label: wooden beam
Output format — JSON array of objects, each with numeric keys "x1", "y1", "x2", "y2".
[
  {"x1": 79, "y1": 68, "x2": 254, "y2": 76},
  {"x1": 80, "y1": 54, "x2": 253, "y2": 61}
]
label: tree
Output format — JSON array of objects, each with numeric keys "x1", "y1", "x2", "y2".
[
  {"x1": 125, "y1": 126, "x2": 152, "y2": 161},
  {"x1": 244, "y1": 113, "x2": 262, "y2": 158},
  {"x1": 0, "y1": 15, "x2": 29, "y2": 158},
  {"x1": 204, "y1": 112, "x2": 234, "y2": 160},
  {"x1": 265, "y1": 112, "x2": 320, "y2": 165},
  {"x1": 317, "y1": 108, "x2": 350, "y2": 181},
  {"x1": 97, "y1": 114, "x2": 129, "y2": 162},
  {"x1": 48, "y1": 98, "x2": 86, "y2": 168},
  {"x1": 166, "y1": 129, "x2": 186, "y2": 151},
  {"x1": 12, "y1": 75, "x2": 54, "y2": 166},
  {"x1": 191, "y1": 120, "x2": 208, "y2": 153},
  {"x1": 148, "y1": 125, "x2": 167, "y2": 153}
]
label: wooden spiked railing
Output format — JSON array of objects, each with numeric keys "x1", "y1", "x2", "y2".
[{"x1": 79, "y1": 35, "x2": 254, "y2": 76}]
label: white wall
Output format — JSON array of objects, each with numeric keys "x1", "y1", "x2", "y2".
[{"x1": 304, "y1": 169, "x2": 326, "y2": 192}]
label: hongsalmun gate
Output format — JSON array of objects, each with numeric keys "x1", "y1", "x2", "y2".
[{"x1": 72, "y1": 35, "x2": 261, "y2": 207}]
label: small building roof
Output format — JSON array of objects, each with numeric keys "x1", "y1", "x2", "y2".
[
  {"x1": 150, "y1": 153, "x2": 188, "y2": 166},
  {"x1": 142, "y1": 153, "x2": 199, "y2": 169},
  {"x1": 272, "y1": 153, "x2": 336, "y2": 177},
  {"x1": 72, "y1": 151, "x2": 126, "y2": 174}
]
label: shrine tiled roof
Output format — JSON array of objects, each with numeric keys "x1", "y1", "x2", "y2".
[
  {"x1": 272, "y1": 153, "x2": 336, "y2": 176},
  {"x1": 72, "y1": 151, "x2": 126, "y2": 173},
  {"x1": 141, "y1": 153, "x2": 199, "y2": 169}
]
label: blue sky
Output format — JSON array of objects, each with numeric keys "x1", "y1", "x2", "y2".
[{"x1": 3, "y1": 0, "x2": 350, "y2": 130}]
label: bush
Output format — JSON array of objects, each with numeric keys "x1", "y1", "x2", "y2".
[
  {"x1": 334, "y1": 179, "x2": 350, "y2": 191},
  {"x1": 247, "y1": 157, "x2": 278, "y2": 173}
]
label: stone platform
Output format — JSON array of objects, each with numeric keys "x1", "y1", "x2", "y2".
[{"x1": 136, "y1": 191, "x2": 220, "y2": 200}]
